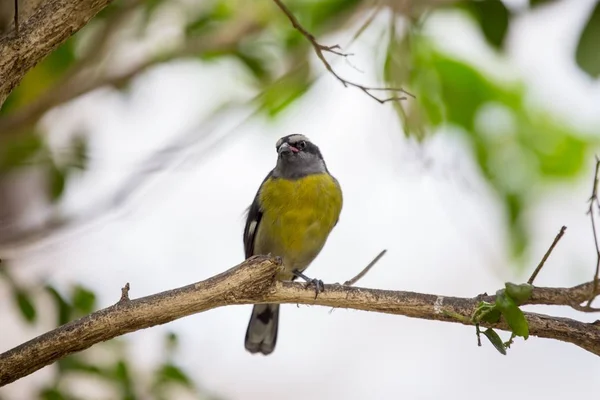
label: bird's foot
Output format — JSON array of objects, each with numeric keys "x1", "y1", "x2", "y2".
[{"x1": 292, "y1": 270, "x2": 325, "y2": 299}]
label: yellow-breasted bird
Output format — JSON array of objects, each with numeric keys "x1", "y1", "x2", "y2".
[{"x1": 243, "y1": 134, "x2": 343, "y2": 355}]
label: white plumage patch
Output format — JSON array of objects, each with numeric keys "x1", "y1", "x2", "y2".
[
  {"x1": 276, "y1": 134, "x2": 310, "y2": 149},
  {"x1": 248, "y1": 220, "x2": 257, "y2": 237}
]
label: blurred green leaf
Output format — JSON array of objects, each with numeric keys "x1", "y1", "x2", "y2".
[
  {"x1": 114, "y1": 360, "x2": 136, "y2": 400},
  {"x1": 482, "y1": 328, "x2": 507, "y2": 355},
  {"x1": 48, "y1": 164, "x2": 67, "y2": 202},
  {"x1": 234, "y1": 49, "x2": 272, "y2": 83},
  {"x1": 39, "y1": 388, "x2": 67, "y2": 400},
  {"x1": 156, "y1": 364, "x2": 193, "y2": 388},
  {"x1": 185, "y1": 2, "x2": 233, "y2": 36},
  {"x1": 258, "y1": 65, "x2": 311, "y2": 117},
  {"x1": 286, "y1": 0, "x2": 361, "y2": 35},
  {"x1": 505, "y1": 282, "x2": 533, "y2": 305},
  {"x1": 185, "y1": 14, "x2": 214, "y2": 36},
  {"x1": 464, "y1": 0, "x2": 511, "y2": 49},
  {"x1": 529, "y1": 0, "x2": 558, "y2": 7},
  {"x1": 70, "y1": 135, "x2": 89, "y2": 170},
  {"x1": 58, "y1": 356, "x2": 104, "y2": 376},
  {"x1": 72, "y1": 285, "x2": 96, "y2": 315},
  {"x1": 576, "y1": 1, "x2": 600, "y2": 78},
  {"x1": 496, "y1": 291, "x2": 529, "y2": 338},
  {"x1": 405, "y1": 43, "x2": 590, "y2": 258},
  {"x1": 141, "y1": 0, "x2": 164, "y2": 23},
  {"x1": 14, "y1": 289, "x2": 36, "y2": 323},
  {"x1": 45, "y1": 286, "x2": 73, "y2": 325},
  {"x1": 504, "y1": 193, "x2": 527, "y2": 258},
  {"x1": 0, "y1": 133, "x2": 44, "y2": 171}
]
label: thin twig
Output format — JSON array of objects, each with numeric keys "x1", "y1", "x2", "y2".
[
  {"x1": 271, "y1": 0, "x2": 414, "y2": 103},
  {"x1": 528, "y1": 226, "x2": 567, "y2": 285},
  {"x1": 587, "y1": 156, "x2": 600, "y2": 307},
  {"x1": 13, "y1": 0, "x2": 18, "y2": 34},
  {"x1": 344, "y1": 249, "x2": 387, "y2": 286}
]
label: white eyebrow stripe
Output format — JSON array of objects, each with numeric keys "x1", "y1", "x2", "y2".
[{"x1": 287, "y1": 134, "x2": 310, "y2": 143}]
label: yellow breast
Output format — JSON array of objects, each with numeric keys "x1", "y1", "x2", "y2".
[{"x1": 257, "y1": 173, "x2": 343, "y2": 270}]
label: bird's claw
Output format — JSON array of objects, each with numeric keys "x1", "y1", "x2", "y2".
[{"x1": 305, "y1": 278, "x2": 325, "y2": 299}]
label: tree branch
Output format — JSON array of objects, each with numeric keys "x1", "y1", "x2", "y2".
[
  {"x1": 271, "y1": 0, "x2": 414, "y2": 103},
  {"x1": 1, "y1": 256, "x2": 600, "y2": 387},
  {"x1": 0, "y1": 0, "x2": 116, "y2": 108}
]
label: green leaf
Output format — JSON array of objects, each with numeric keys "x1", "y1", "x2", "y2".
[
  {"x1": 480, "y1": 307, "x2": 502, "y2": 324},
  {"x1": 482, "y1": 328, "x2": 507, "y2": 355},
  {"x1": 14, "y1": 289, "x2": 36, "y2": 323},
  {"x1": 45, "y1": 286, "x2": 72, "y2": 325},
  {"x1": 505, "y1": 282, "x2": 533, "y2": 305},
  {"x1": 576, "y1": 1, "x2": 600, "y2": 78},
  {"x1": 156, "y1": 364, "x2": 193, "y2": 388},
  {"x1": 258, "y1": 65, "x2": 311, "y2": 117},
  {"x1": 48, "y1": 164, "x2": 67, "y2": 202},
  {"x1": 114, "y1": 360, "x2": 135, "y2": 399},
  {"x1": 185, "y1": 14, "x2": 213, "y2": 36},
  {"x1": 72, "y1": 285, "x2": 96, "y2": 315},
  {"x1": 234, "y1": 50, "x2": 271, "y2": 83},
  {"x1": 0, "y1": 133, "x2": 44, "y2": 171},
  {"x1": 529, "y1": 0, "x2": 558, "y2": 7},
  {"x1": 39, "y1": 388, "x2": 67, "y2": 400},
  {"x1": 58, "y1": 356, "x2": 103, "y2": 375},
  {"x1": 496, "y1": 291, "x2": 529, "y2": 338},
  {"x1": 464, "y1": 0, "x2": 511, "y2": 50}
]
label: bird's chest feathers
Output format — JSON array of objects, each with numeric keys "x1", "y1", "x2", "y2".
[{"x1": 258, "y1": 174, "x2": 341, "y2": 252}]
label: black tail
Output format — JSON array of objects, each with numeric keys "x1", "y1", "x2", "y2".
[{"x1": 244, "y1": 304, "x2": 279, "y2": 355}]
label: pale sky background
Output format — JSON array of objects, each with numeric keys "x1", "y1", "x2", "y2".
[{"x1": 2, "y1": 0, "x2": 600, "y2": 399}]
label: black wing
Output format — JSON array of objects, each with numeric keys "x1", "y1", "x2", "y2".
[{"x1": 243, "y1": 171, "x2": 273, "y2": 259}]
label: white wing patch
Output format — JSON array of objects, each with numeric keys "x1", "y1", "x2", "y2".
[{"x1": 248, "y1": 221, "x2": 258, "y2": 237}]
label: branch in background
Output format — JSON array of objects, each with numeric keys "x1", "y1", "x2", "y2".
[
  {"x1": 1, "y1": 256, "x2": 600, "y2": 387},
  {"x1": 0, "y1": 0, "x2": 116, "y2": 108},
  {"x1": 0, "y1": 18, "x2": 261, "y2": 136},
  {"x1": 587, "y1": 156, "x2": 600, "y2": 309},
  {"x1": 272, "y1": 0, "x2": 415, "y2": 103},
  {"x1": 0, "y1": 100, "x2": 255, "y2": 257}
]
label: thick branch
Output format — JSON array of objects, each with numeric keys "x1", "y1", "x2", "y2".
[
  {"x1": 1, "y1": 256, "x2": 600, "y2": 387},
  {"x1": 0, "y1": 0, "x2": 115, "y2": 108}
]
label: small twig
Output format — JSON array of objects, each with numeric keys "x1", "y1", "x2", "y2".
[
  {"x1": 527, "y1": 226, "x2": 567, "y2": 285},
  {"x1": 13, "y1": 0, "x2": 18, "y2": 34},
  {"x1": 504, "y1": 333, "x2": 516, "y2": 349},
  {"x1": 119, "y1": 283, "x2": 130, "y2": 303},
  {"x1": 588, "y1": 156, "x2": 600, "y2": 306},
  {"x1": 344, "y1": 249, "x2": 387, "y2": 286},
  {"x1": 271, "y1": 0, "x2": 414, "y2": 103}
]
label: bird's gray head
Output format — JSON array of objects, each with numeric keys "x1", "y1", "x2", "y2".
[{"x1": 272, "y1": 134, "x2": 327, "y2": 179}]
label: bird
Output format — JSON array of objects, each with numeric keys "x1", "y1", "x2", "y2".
[{"x1": 243, "y1": 134, "x2": 343, "y2": 355}]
